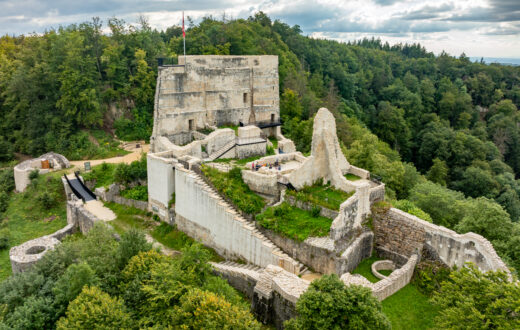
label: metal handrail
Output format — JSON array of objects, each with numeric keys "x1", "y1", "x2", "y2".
[{"x1": 63, "y1": 174, "x2": 85, "y2": 203}]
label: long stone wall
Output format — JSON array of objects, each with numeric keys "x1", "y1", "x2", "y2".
[
  {"x1": 374, "y1": 207, "x2": 510, "y2": 273},
  {"x1": 174, "y1": 166, "x2": 300, "y2": 274},
  {"x1": 95, "y1": 184, "x2": 148, "y2": 211}
]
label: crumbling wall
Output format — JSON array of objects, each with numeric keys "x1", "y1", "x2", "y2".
[
  {"x1": 373, "y1": 207, "x2": 510, "y2": 273},
  {"x1": 242, "y1": 170, "x2": 279, "y2": 196}
]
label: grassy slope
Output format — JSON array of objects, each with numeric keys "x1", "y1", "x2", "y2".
[
  {"x1": 256, "y1": 202, "x2": 332, "y2": 241},
  {"x1": 0, "y1": 172, "x2": 68, "y2": 280},
  {"x1": 352, "y1": 255, "x2": 439, "y2": 330},
  {"x1": 286, "y1": 182, "x2": 354, "y2": 210}
]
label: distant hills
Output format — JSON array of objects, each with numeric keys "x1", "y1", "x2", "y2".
[{"x1": 469, "y1": 57, "x2": 520, "y2": 66}]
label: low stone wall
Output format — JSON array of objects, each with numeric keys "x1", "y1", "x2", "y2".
[
  {"x1": 67, "y1": 200, "x2": 101, "y2": 234},
  {"x1": 242, "y1": 170, "x2": 279, "y2": 196},
  {"x1": 373, "y1": 207, "x2": 510, "y2": 274},
  {"x1": 371, "y1": 260, "x2": 396, "y2": 280},
  {"x1": 284, "y1": 195, "x2": 339, "y2": 219},
  {"x1": 10, "y1": 236, "x2": 61, "y2": 273},
  {"x1": 348, "y1": 165, "x2": 370, "y2": 179},
  {"x1": 369, "y1": 184, "x2": 385, "y2": 203},
  {"x1": 340, "y1": 254, "x2": 419, "y2": 301},
  {"x1": 95, "y1": 184, "x2": 148, "y2": 211}
]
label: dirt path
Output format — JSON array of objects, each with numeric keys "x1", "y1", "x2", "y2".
[{"x1": 69, "y1": 144, "x2": 150, "y2": 170}]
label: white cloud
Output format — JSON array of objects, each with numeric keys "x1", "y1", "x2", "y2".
[{"x1": 0, "y1": 0, "x2": 518, "y2": 57}]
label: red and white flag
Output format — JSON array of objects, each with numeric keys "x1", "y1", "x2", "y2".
[{"x1": 182, "y1": 11, "x2": 185, "y2": 38}]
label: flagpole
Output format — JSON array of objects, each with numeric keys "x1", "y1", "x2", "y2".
[{"x1": 182, "y1": 11, "x2": 186, "y2": 65}]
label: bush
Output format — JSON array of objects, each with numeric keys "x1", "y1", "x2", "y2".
[
  {"x1": 393, "y1": 199, "x2": 433, "y2": 222},
  {"x1": 29, "y1": 169, "x2": 39, "y2": 181},
  {"x1": 0, "y1": 191, "x2": 9, "y2": 213},
  {"x1": 171, "y1": 288, "x2": 261, "y2": 329},
  {"x1": 0, "y1": 227, "x2": 9, "y2": 249},
  {"x1": 412, "y1": 260, "x2": 451, "y2": 296},
  {"x1": 114, "y1": 155, "x2": 147, "y2": 184},
  {"x1": 116, "y1": 228, "x2": 152, "y2": 270},
  {"x1": 57, "y1": 286, "x2": 133, "y2": 330},
  {"x1": 38, "y1": 191, "x2": 57, "y2": 210},
  {"x1": 120, "y1": 185, "x2": 148, "y2": 201},
  {"x1": 311, "y1": 205, "x2": 321, "y2": 217},
  {"x1": 285, "y1": 274, "x2": 391, "y2": 330},
  {"x1": 0, "y1": 169, "x2": 15, "y2": 193}
]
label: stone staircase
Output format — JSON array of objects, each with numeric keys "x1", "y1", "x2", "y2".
[
  {"x1": 204, "y1": 140, "x2": 236, "y2": 162},
  {"x1": 190, "y1": 170, "x2": 310, "y2": 275},
  {"x1": 211, "y1": 261, "x2": 263, "y2": 281}
]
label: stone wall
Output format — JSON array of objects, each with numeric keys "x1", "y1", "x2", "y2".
[
  {"x1": 151, "y1": 55, "x2": 279, "y2": 149},
  {"x1": 95, "y1": 184, "x2": 148, "y2": 211},
  {"x1": 340, "y1": 254, "x2": 418, "y2": 301},
  {"x1": 14, "y1": 152, "x2": 70, "y2": 192},
  {"x1": 174, "y1": 166, "x2": 300, "y2": 274},
  {"x1": 284, "y1": 195, "x2": 339, "y2": 219},
  {"x1": 242, "y1": 170, "x2": 279, "y2": 196},
  {"x1": 340, "y1": 232, "x2": 374, "y2": 273},
  {"x1": 373, "y1": 207, "x2": 510, "y2": 273},
  {"x1": 147, "y1": 151, "x2": 177, "y2": 217}
]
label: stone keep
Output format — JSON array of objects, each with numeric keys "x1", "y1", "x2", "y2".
[{"x1": 151, "y1": 55, "x2": 280, "y2": 150}]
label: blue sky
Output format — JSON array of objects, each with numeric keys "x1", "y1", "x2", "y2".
[{"x1": 0, "y1": 0, "x2": 519, "y2": 57}]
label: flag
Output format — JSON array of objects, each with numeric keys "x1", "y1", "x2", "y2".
[{"x1": 182, "y1": 11, "x2": 185, "y2": 38}]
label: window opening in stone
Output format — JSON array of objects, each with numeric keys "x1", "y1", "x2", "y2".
[
  {"x1": 189, "y1": 119, "x2": 194, "y2": 130},
  {"x1": 243, "y1": 92, "x2": 248, "y2": 103}
]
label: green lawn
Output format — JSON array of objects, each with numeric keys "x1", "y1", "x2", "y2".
[
  {"x1": 0, "y1": 172, "x2": 68, "y2": 281},
  {"x1": 219, "y1": 124, "x2": 239, "y2": 135},
  {"x1": 351, "y1": 255, "x2": 439, "y2": 329},
  {"x1": 256, "y1": 202, "x2": 332, "y2": 241},
  {"x1": 286, "y1": 180, "x2": 354, "y2": 211},
  {"x1": 202, "y1": 165, "x2": 265, "y2": 214},
  {"x1": 269, "y1": 137, "x2": 278, "y2": 149},
  {"x1": 345, "y1": 173, "x2": 362, "y2": 181}
]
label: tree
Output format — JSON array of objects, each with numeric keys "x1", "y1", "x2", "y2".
[
  {"x1": 281, "y1": 88, "x2": 303, "y2": 119},
  {"x1": 116, "y1": 228, "x2": 152, "y2": 270},
  {"x1": 57, "y1": 286, "x2": 132, "y2": 330},
  {"x1": 455, "y1": 197, "x2": 513, "y2": 246},
  {"x1": 284, "y1": 274, "x2": 391, "y2": 330},
  {"x1": 431, "y1": 264, "x2": 520, "y2": 329},
  {"x1": 171, "y1": 288, "x2": 261, "y2": 329},
  {"x1": 426, "y1": 158, "x2": 448, "y2": 186},
  {"x1": 52, "y1": 262, "x2": 99, "y2": 315}
]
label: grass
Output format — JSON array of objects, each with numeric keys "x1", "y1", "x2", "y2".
[
  {"x1": 219, "y1": 124, "x2": 239, "y2": 135},
  {"x1": 82, "y1": 163, "x2": 117, "y2": 188},
  {"x1": 381, "y1": 284, "x2": 439, "y2": 329},
  {"x1": 286, "y1": 180, "x2": 354, "y2": 211},
  {"x1": 269, "y1": 137, "x2": 278, "y2": 149},
  {"x1": 351, "y1": 254, "x2": 439, "y2": 329},
  {"x1": 105, "y1": 202, "x2": 222, "y2": 261},
  {"x1": 256, "y1": 202, "x2": 332, "y2": 242},
  {"x1": 120, "y1": 185, "x2": 148, "y2": 201},
  {"x1": 345, "y1": 173, "x2": 362, "y2": 181},
  {"x1": 0, "y1": 172, "x2": 68, "y2": 281},
  {"x1": 202, "y1": 165, "x2": 265, "y2": 215}
]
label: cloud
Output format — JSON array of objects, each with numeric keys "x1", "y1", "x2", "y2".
[
  {"x1": 397, "y1": 3, "x2": 455, "y2": 21},
  {"x1": 443, "y1": 0, "x2": 520, "y2": 22},
  {"x1": 0, "y1": 0, "x2": 518, "y2": 57}
]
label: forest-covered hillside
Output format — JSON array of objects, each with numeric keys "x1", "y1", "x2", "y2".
[{"x1": 1, "y1": 13, "x2": 520, "y2": 272}]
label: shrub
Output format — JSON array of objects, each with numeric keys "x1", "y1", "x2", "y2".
[
  {"x1": 29, "y1": 169, "x2": 39, "y2": 181},
  {"x1": 413, "y1": 260, "x2": 451, "y2": 296},
  {"x1": 0, "y1": 227, "x2": 9, "y2": 249},
  {"x1": 0, "y1": 169, "x2": 15, "y2": 193},
  {"x1": 311, "y1": 205, "x2": 321, "y2": 217},
  {"x1": 38, "y1": 191, "x2": 57, "y2": 210},
  {"x1": 120, "y1": 185, "x2": 148, "y2": 201},
  {"x1": 0, "y1": 191, "x2": 9, "y2": 213},
  {"x1": 114, "y1": 155, "x2": 147, "y2": 184},
  {"x1": 171, "y1": 288, "x2": 261, "y2": 329},
  {"x1": 116, "y1": 228, "x2": 152, "y2": 270},
  {"x1": 285, "y1": 274, "x2": 391, "y2": 330},
  {"x1": 56, "y1": 286, "x2": 133, "y2": 330},
  {"x1": 52, "y1": 263, "x2": 99, "y2": 316},
  {"x1": 393, "y1": 199, "x2": 433, "y2": 222}
]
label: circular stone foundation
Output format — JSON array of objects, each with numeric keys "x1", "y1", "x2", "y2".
[
  {"x1": 9, "y1": 236, "x2": 60, "y2": 274},
  {"x1": 371, "y1": 260, "x2": 396, "y2": 280}
]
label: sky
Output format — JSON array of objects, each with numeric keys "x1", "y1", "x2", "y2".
[{"x1": 0, "y1": 0, "x2": 519, "y2": 58}]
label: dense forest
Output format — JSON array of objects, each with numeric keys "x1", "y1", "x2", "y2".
[{"x1": 1, "y1": 13, "x2": 520, "y2": 274}]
